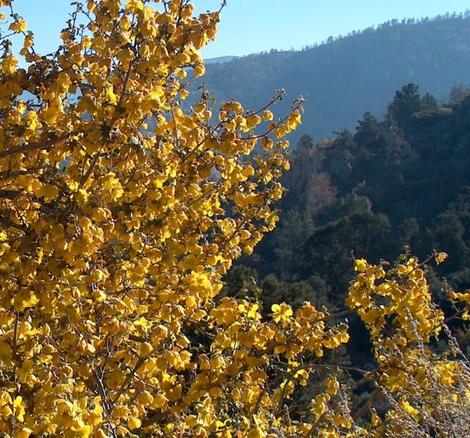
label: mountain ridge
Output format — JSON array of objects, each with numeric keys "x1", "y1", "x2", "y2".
[{"x1": 199, "y1": 13, "x2": 470, "y2": 141}]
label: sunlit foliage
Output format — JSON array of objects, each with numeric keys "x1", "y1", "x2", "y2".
[{"x1": 0, "y1": 1, "x2": 468, "y2": 437}]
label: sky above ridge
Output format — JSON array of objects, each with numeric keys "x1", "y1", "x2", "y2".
[{"x1": 6, "y1": 0, "x2": 470, "y2": 58}]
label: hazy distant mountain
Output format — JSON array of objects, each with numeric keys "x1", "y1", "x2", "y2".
[
  {"x1": 204, "y1": 56, "x2": 238, "y2": 64},
  {"x1": 199, "y1": 13, "x2": 470, "y2": 141}
]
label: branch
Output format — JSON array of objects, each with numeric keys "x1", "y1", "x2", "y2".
[
  {"x1": 0, "y1": 167, "x2": 42, "y2": 181},
  {"x1": 112, "y1": 356, "x2": 146, "y2": 404},
  {"x1": 0, "y1": 189, "x2": 22, "y2": 199},
  {"x1": 352, "y1": 387, "x2": 383, "y2": 420},
  {"x1": 0, "y1": 135, "x2": 70, "y2": 159}
]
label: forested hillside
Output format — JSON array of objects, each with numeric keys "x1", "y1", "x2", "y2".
[
  {"x1": 200, "y1": 13, "x2": 470, "y2": 140},
  {"x1": 228, "y1": 84, "x2": 470, "y2": 364}
]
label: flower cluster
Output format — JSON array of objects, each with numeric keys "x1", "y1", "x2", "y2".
[{"x1": 0, "y1": 0, "x2": 303, "y2": 435}]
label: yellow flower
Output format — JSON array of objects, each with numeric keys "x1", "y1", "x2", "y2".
[
  {"x1": 247, "y1": 426, "x2": 265, "y2": 438},
  {"x1": 128, "y1": 417, "x2": 142, "y2": 430},
  {"x1": 126, "y1": 0, "x2": 143, "y2": 12},
  {"x1": 16, "y1": 428, "x2": 33, "y2": 438},
  {"x1": 14, "y1": 396, "x2": 26, "y2": 422},
  {"x1": 435, "y1": 251, "x2": 448, "y2": 264},
  {"x1": 1, "y1": 55, "x2": 17, "y2": 74},
  {"x1": 401, "y1": 399, "x2": 419, "y2": 420},
  {"x1": 271, "y1": 303, "x2": 293, "y2": 324},
  {"x1": 41, "y1": 96, "x2": 64, "y2": 125},
  {"x1": 354, "y1": 258, "x2": 367, "y2": 272},
  {"x1": 9, "y1": 19, "x2": 27, "y2": 33}
]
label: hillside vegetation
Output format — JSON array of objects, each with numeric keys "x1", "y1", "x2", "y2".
[{"x1": 229, "y1": 84, "x2": 470, "y2": 366}]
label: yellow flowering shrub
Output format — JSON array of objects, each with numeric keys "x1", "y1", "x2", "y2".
[
  {"x1": 0, "y1": 1, "x2": 469, "y2": 437},
  {"x1": 347, "y1": 255, "x2": 470, "y2": 438}
]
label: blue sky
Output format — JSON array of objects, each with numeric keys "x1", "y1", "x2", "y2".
[{"x1": 8, "y1": 0, "x2": 470, "y2": 58}]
